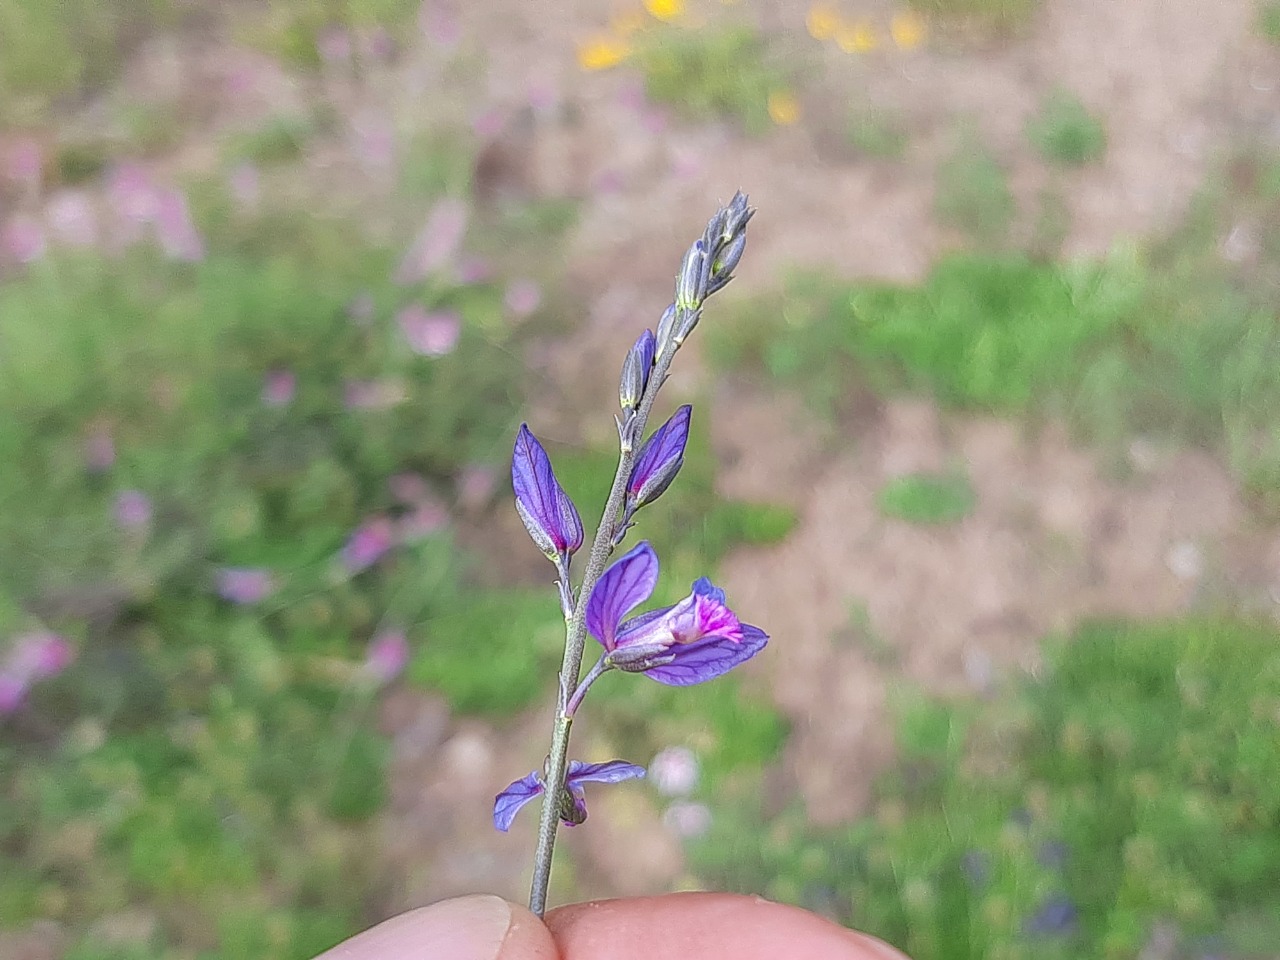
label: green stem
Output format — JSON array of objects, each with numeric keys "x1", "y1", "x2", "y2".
[{"x1": 526, "y1": 338, "x2": 681, "y2": 916}]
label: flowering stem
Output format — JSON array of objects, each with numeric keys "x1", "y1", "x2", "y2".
[
  {"x1": 527, "y1": 333, "x2": 683, "y2": 916},
  {"x1": 565, "y1": 656, "x2": 611, "y2": 717}
]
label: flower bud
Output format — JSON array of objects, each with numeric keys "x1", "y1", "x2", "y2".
[
  {"x1": 512, "y1": 424, "x2": 584, "y2": 561},
  {"x1": 619, "y1": 328, "x2": 656, "y2": 412},
  {"x1": 675, "y1": 239, "x2": 708, "y2": 312},
  {"x1": 707, "y1": 231, "x2": 747, "y2": 296},
  {"x1": 627, "y1": 405, "x2": 691, "y2": 511}
]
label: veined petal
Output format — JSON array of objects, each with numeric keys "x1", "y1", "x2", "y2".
[
  {"x1": 586, "y1": 541, "x2": 659, "y2": 650},
  {"x1": 644, "y1": 624, "x2": 768, "y2": 686},
  {"x1": 627, "y1": 405, "x2": 691, "y2": 509},
  {"x1": 512, "y1": 424, "x2": 583, "y2": 557},
  {"x1": 567, "y1": 759, "x2": 647, "y2": 785},
  {"x1": 493, "y1": 771, "x2": 543, "y2": 832}
]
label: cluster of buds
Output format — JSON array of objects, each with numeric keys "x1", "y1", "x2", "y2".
[{"x1": 497, "y1": 193, "x2": 765, "y2": 835}]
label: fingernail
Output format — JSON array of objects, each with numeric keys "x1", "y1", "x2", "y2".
[{"x1": 405, "y1": 895, "x2": 514, "y2": 960}]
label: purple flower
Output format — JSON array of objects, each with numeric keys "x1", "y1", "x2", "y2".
[
  {"x1": 627, "y1": 405, "x2": 691, "y2": 511},
  {"x1": 494, "y1": 759, "x2": 645, "y2": 831},
  {"x1": 0, "y1": 631, "x2": 76, "y2": 713},
  {"x1": 395, "y1": 198, "x2": 468, "y2": 284},
  {"x1": 398, "y1": 304, "x2": 461, "y2": 357},
  {"x1": 364, "y1": 630, "x2": 410, "y2": 685},
  {"x1": 585, "y1": 541, "x2": 767, "y2": 685},
  {"x1": 1025, "y1": 894, "x2": 1078, "y2": 937},
  {"x1": 216, "y1": 567, "x2": 275, "y2": 605},
  {"x1": 114, "y1": 490, "x2": 153, "y2": 530},
  {"x1": 511, "y1": 424, "x2": 583, "y2": 562},
  {"x1": 262, "y1": 369, "x2": 297, "y2": 407},
  {"x1": 340, "y1": 517, "x2": 396, "y2": 573}
]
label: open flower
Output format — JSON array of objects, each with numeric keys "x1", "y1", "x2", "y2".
[
  {"x1": 586, "y1": 541, "x2": 767, "y2": 685},
  {"x1": 494, "y1": 759, "x2": 645, "y2": 831},
  {"x1": 512, "y1": 424, "x2": 583, "y2": 563}
]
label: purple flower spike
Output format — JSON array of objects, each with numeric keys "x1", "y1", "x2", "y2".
[
  {"x1": 585, "y1": 543, "x2": 767, "y2": 685},
  {"x1": 493, "y1": 759, "x2": 645, "y2": 832},
  {"x1": 512, "y1": 424, "x2": 583, "y2": 562},
  {"x1": 627, "y1": 405, "x2": 691, "y2": 511}
]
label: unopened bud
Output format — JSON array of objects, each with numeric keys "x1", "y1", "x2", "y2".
[
  {"x1": 619, "y1": 328, "x2": 656, "y2": 412},
  {"x1": 675, "y1": 240, "x2": 708, "y2": 312}
]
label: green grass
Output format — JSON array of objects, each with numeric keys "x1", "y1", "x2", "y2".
[
  {"x1": 847, "y1": 109, "x2": 909, "y2": 160},
  {"x1": 635, "y1": 24, "x2": 792, "y2": 135},
  {"x1": 690, "y1": 617, "x2": 1280, "y2": 959},
  {"x1": 908, "y1": 0, "x2": 1040, "y2": 33},
  {"x1": 877, "y1": 471, "x2": 976, "y2": 524},
  {"x1": 1026, "y1": 90, "x2": 1107, "y2": 167},
  {"x1": 935, "y1": 133, "x2": 1015, "y2": 246},
  {"x1": 707, "y1": 152, "x2": 1280, "y2": 509},
  {"x1": 1260, "y1": 1, "x2": 1280, "y2": 44}
]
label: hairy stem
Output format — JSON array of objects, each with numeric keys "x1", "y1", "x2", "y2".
[{"x1": 527, "y1": 336, "x2": 682, "y2": 916}]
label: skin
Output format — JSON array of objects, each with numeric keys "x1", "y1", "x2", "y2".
[{"x1": 316, "y1": 893, "x2": 911, "y2": 960}]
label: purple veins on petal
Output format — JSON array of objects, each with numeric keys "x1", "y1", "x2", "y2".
[
  {"x1": 511, "y1": 424, "x2": 583, "y2": 560},
  {"x1": 642, "y1": 623, "x2": 767, "y2": 686},
  {"x1": 628, "y1": 405, "x2": 691, "y2": 510},
  {"x1": 586, "y1": 541, "x2": 659, "y2": 651},
  {"x1": 492, "y1": 760, "x2": 644, "y2": 832}
]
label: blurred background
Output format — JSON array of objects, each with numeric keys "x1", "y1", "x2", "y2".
[{"x1": 2, "y1": 0, "x2": 1279, "y2": 957}]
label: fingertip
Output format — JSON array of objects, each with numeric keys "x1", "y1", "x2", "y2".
[
  {"x1": 315, "y1": 895, "x2": 558, "y2": 960},
  {"x1": 546, "y1": 892, "x2": 910, "y2": 960}
]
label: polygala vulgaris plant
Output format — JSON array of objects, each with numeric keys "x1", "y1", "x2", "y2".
[{"x1": 494, "y1": 192, "x2": 767, "y2": 915}]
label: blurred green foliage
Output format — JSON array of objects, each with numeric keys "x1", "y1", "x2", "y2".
[
  {"x1": 635, "y1": 24, "x2": 790, "y2": 135},
  {"x1": 935, "y1": 134, "x2": 1016, "y2": 246},
  {"x1": 877, "y1": 471, "x2": 976, "y2": 525},
  {"x1": 691, "y1": 618, "x2": 1280, "y2": 959},
  {"x1": 707, "y1": 163, "x2": 1280, "y2": 509},
  {"x1": 908, "y1": 0, "x2": 1040, "y2": 33},
  {"x1": 1260, "y1": 2, "x2": 1280, "y2": 44},
  {"x1": 1026, "y1": 90, "x2": 1108, "y2": 167}
]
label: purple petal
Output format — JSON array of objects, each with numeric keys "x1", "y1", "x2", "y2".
[
  {"x1": 511, "y1": 425, "x2": 583, "y2": 558},
  {"x1": 613, "y1": 587, "x2": 741, "y2": 651},
  {"x1": 364, "y1": 630, "x2": 410, "y2": 685},
  {"x1": 493, "y1": 771, "x2": 543, "y2": 831},
  {"x1": 628, "y1": 405, "x2": 691, "y2": 508},
  {"x1": 644, "y1": 624, "x2": 768, "y2": 687},
  {"x1": 340, "y1": 517, "x2": 396, "y2": 573},
  {"x1": 114, "y1": 490, "x2": 153, "y2": 530},
  {"x1": 586, "y1": 541, "x2": 659, "y2": 651},
  {"x1": 567, "y1": 759, "x2": 647, "y2": 786},
  {"x1": 691, "y1": 576, "x2": 725, "y2": 604}
]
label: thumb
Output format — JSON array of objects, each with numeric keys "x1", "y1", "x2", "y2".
[{"x1": 315, "y1": 895, "x2": 557, "y2": 960}]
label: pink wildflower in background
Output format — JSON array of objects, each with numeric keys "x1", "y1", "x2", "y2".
[
  {"x1": 317, "y1": 25, "x2": 353, "y2": 64},
  {"x1": 649, "y1": 746, "x2": 700, "y2": 796},
  {"x1": 454, "y1": 256, "x2": 493, "y2": 284},
  {"x1": 84, "y1": 427, "x2": 116, "y2": 473},
  {"x1": 361, "y1": 27, "x2": 395, "y2": 61},
  {"x1": 216, "y1": 567, "x2": 276, "y2": 605},
  {"x1": 471, "y1": 108, "x2": 505, "y2": 139},
  {"x1": 114, "y1": 490, "x2": 153, "y2": 531},
  {"x1": 397, "y1": 498, "x2": 450, "y2": 541},
  {"x1": 389, "y1": 472, "x2": 430, "y2": 504},
  {"x1": 504, "y1": 278, "x2": 541, "y2": 319},
  {"x1": 46, "y1": 191, "x2": 98, "y2": 247},
  {"x1": 398, "y1": 304, "x2": 461, "y2": 356},
  {"x1": 363, "y1": 630, "x2": 410, "y2": 685},
  {"x1": 153, "y1": 188, "x2": 205, "y2": 262},
  {"x1": 457, "y1": 463, "x2": 498, "y2": 512},
  {"x1": 0, "y1": 632, "x2": 75, "y2": 714},
  {"x1": 1, "y1": 216, "x2": 45, "y2": 264},
  {"x1": 351, "y1": 109, "x2": 397, "y2": 176},
  {"x1": 107, "y1": 163, "x2": 161, "y2": 224},
  {"x1": 5, "y1": 138, "x2": 42, "y2": 188},
  {"x1": 262, "y1": 369, "x2": 297, "y2": 407},
  {"x1": 340, "y1": 517, "x2": 396, "y2": 573},
  {"x1": 420, "y1": 1, "x2": 461, "y2": 48},
  {"x1": 394, "y1": 197, "x2": 468, "y2": 284}
]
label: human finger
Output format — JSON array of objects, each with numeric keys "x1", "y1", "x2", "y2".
[{"x1": 545, "y1": 892, "x2": 909, "y2": 960}]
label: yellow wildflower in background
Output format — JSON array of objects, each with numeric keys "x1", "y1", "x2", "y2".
[
  {"x1": 644, "y1": 0, "x2": 685, "y2": 22},
  {"x1": 767, "y1": 89, "x2": 801, "y2": 125},
  {"x1": 805, "y1": 3, "x2": 839, "y2": 40},
  {"x1": 890, "y1": 11, "x2": 926, "y2": 50},
  {"x1": 835, "y1": 20, "x2": 878, "y2": 53},
  {"x1": 577, "y1": 35, "x2": 631, "y2": 71}
]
